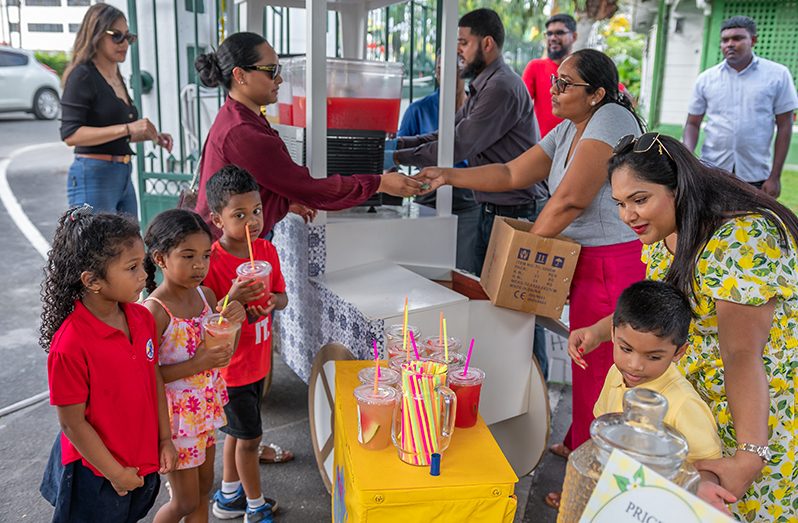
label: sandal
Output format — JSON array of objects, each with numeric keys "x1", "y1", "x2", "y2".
[
  {"x1": 544, "y1": 491, "x2": 561, "y2": 510},
  {"x1": 258, "y1": 443, "x2": 295, "y2": 464},
  {"x1": 549, "y1": 443, "x2": 571, "y2": 459}
]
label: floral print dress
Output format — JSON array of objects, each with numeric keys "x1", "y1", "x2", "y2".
[
  {"x1": 146, "y1": 288, "x2": 228, "y2": 470},
  {"x1": 644, "y1": 214, "x2": 798, "y2": 522}
]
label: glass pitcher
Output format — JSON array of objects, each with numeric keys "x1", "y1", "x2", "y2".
[
  {"x1": 558, "y1": 388, "x2": 702, "y2": 522},
  {"x1": 391, "y1": 360, "x2": 457, "y2": 466}
]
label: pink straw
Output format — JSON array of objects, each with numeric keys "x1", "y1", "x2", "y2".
[
  {"x1": 463, "y1": 338, "x2": 475, "y2": 377},
  {"x1": 373, "y1": 339, "x2": 381, "y2": 378},
  {"x1": 409, "y1": 331, "x2": 420, "y2": 360}
]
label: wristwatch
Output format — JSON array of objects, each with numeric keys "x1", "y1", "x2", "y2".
[{"x1": 737, "y1": 442, "x2": 772, "y2": 462}]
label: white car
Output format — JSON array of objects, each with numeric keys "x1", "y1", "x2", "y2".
[{"x1": 0, "y1": 46, "x2": 61, "y2": 120}]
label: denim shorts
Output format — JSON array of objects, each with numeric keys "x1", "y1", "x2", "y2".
[
  {"x1": 66, "y1": 156, "x2": 137, "y2": 217},
  {"x1": 40, "y1": 433, "x2": 160, "y2": 523}
]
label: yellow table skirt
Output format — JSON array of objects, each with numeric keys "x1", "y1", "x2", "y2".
[{"x1": 333, "y1": 361, "x2": 518, "y2": 522}]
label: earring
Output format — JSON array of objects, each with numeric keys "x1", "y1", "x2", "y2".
[
  {"x1": 239, "y1": 81, "x2": 245, "y2": 85},
  {"x1": 92, "y1": 289, "x2": 100, "y2": 294},
  {"x1": 590, "y1": 101, "x2": 596, "y2": 106}
]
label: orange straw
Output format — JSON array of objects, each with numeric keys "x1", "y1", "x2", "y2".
[{"x1": 244, "y1": 226, "x2": 256, "y2": 271}]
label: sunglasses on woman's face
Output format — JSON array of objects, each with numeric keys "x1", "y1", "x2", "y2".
[
  {"x1": 614, "y1": 132, "x2": 674, "y2": 161},
  {"x1": 240, "y1": 64, "x2": 282, "y2": 80},
  {"x1": 105, "y1": 29, "x2": 137, "y2": 45},
  {"x1": 550, "y1": 74, "x2": 590, "y2": 94}
]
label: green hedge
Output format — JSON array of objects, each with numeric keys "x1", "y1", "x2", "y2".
[{"x1": 34, "y1": 51, "x2": 69, "y2": 78}]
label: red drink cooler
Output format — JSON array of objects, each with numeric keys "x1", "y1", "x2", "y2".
[{"x1": 289, "y1": 58, "x2": 404, "y2": 133}]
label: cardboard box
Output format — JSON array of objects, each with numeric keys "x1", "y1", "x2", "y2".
[{"x1": 480, "y1": 217, "x2": 581, "y2": 318}]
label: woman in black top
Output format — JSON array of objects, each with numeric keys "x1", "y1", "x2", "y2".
[{"x1": 61, "y1": 3, "x2": 172, "y2": 217}]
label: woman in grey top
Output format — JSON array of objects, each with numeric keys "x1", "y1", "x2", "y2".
[{"x1": 417, "y1": 49, "x2": 645, "y2": 501}]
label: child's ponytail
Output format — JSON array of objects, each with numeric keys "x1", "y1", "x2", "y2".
[
  {"x1": 144, "y1": 255, "x2": 159, "y2": 295},
  {"x1": 39, "y1": 206, "x2": 141, "y2": 351}
]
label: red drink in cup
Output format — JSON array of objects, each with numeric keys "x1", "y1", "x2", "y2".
[
  {"x1": 201, "y1": 313, "x2": 240, "y2": 364},
  {"x1": 448, "y1": 367, "x2": 485, "y2": 428},
  {"x1": 353, "y1": 385, "x2": 398, "y2": 451},
  {"x1": 236, "y1": 261, "x2": 272, "y2": 308}
]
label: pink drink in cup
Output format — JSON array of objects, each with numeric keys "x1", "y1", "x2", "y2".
[
  {"x1": 236, "y1": 261, "x2": 272, "y2": 308},
  {"x1": 201, "y1": 313, "x2": 240, "y2": 364},
  {"x1": 448, "y1": 367, "x2": 485, "y2": 428},
  {"x1": 353, "y1": 384, "x2": 398, "y2": 451}
]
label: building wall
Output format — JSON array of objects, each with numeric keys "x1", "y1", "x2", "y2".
[
  {"x1": 658, "y1": 4, "x2": 704, "y2": 126},
  {"x1": 0, "y1": 0, "x2": 92, "y2": 52}
]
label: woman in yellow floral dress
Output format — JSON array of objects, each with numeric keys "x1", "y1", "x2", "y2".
[{"x1": 569, "y1": 133, "x2": 798, "y2": 521}]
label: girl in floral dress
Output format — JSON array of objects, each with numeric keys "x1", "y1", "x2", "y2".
[
  {"x1": 570, "y1": 133, "x2": 798, "y2": 521},
  {"x1": 143, "y1": 209, "x2": 245, "y2": 523}
]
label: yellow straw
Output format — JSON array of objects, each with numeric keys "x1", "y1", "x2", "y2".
[
  {"x1": 244, "y1": 226, "x2": 256, "y2": 271},
  {"x1": 443, "y1": 318, "x2": 449, "y2": 362},
  {"x1": 218, "y1": 294, "x2": 230, "y2": 324},
  {"x1": 403, "y1": 296, "x2": 409, "y2": 361}
]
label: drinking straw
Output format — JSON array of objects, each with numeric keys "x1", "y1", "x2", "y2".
[
  {"x1": 439, "y1": 312, "x2": 443, "y2": 347},
  {"x1": 372, "y1": 339, "x2": 381, "y2": 378},
  {"x1": 244, "y1": 226, "x2": 256, "y2": 271},
  {"x1": 443, "y1": 318, "x2": 449, "y2": 362},
  {"x1": 463, "y1": 338, "x2": 475, "y2": 377},
  {"x1": 218, "y1": 294, "x2": 230, "y2": 325},
  {"x1": 409, "y1": 330, "x2": 420, "y2": 360},
  {"x1": 403, "y1": 296, "x2": 409, "y2": 361},
  {"x1": 374, "y1": 358, "x2": 379, "y2": 395}
]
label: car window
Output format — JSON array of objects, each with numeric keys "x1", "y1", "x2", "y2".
[{"x1": 0, "y1": 50, "x2": 29, "y2": 67}]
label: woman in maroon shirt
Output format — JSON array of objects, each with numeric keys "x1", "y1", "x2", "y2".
[{"x1": 194, "y1": 32, "x2": 421, "y2": 235}]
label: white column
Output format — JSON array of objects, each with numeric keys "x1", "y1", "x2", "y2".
[
  {"x1": 306, "y1": 0, "x2": 327, "y2": 180},
  {"x1": 338, "y1": 3, "x2": 367, "y2": 59},
  {"x1": 436, "y1": 0, "x2": 457, "y2": 217}
]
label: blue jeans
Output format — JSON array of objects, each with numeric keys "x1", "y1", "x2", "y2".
[
  {"x1": 475, "y1": 199, "x2": 550, "y2": 380},
  {"x1": 66, "y1": 157, "x2": 137, "y2": 217}
]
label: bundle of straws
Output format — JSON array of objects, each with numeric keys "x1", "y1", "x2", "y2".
[{"x1": 398, "y1": 360, "x2": 448, "y2": 466}]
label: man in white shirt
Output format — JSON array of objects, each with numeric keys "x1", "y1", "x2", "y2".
[{"x1": 684, "y1": 16, "x2": 797, "y2": 197}]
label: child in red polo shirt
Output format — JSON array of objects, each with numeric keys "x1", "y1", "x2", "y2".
[
  {"x1": 39, "y1": 207, "x2": 177, "y2": 522},
  {"x1": 202, "y1": 166, "x2": 287, "y2": 523}
]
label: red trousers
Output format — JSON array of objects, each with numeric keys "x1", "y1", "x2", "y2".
[{"x1": 563, "y1": 240, "x2": 645, "y2": 449}]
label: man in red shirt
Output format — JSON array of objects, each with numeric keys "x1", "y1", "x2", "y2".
[{"x1": 522, "y1": 14, "x2": 578, "y2": 138}]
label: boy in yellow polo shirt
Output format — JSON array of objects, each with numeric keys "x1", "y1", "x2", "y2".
[{"x1": 586, "y1": 280, "x2": 736, "y2": 513}]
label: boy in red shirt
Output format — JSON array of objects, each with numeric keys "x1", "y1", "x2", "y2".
[{"x1": 203, "y1": 166, "x2": 288, "y2": 523}]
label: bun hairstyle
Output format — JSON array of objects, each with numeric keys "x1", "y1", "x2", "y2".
[
  {"x1": 195, "y1": 32, "x2": 268, "y2": 90},
  {"x1": 569, "y1": 49, "x2": 645, "y2": 132}
]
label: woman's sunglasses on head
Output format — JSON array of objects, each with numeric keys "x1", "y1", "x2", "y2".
[
  {"x1": 105, "y1": 29, "x2": 137, "y2": 45},
  {"x1": 240, "y1": 64, "x2": 282, "y2": 80},
  {"x1": 614, "y1": 133, "x2": 674, "y2": 161}
]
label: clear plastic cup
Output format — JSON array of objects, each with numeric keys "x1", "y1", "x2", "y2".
[
  {"x1": 353, "y1": 384, "x2": 399, "y2": 451},
  {"x1": 422, "y1": 336, "x2": 462, "y2": 357},
  {"x1": 358, "y1": 366, "x2": 400, "y2": 390},
  {"x1": 201, "y1": 313, "x2": 240, "y2": 363},
  {"x1": 384, "y1": 324, "x2": 421, "y2": 346},
  {"x1": 426, "y1": 350, "x2": 466, "y2": 371},
  {"x1": 448, "y1": 367, "x2": 486, "y2": 428},
  {"x1": 236, "y1": 260, "x2": 272, "y2": 307}
]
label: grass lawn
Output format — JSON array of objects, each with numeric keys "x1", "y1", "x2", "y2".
[{"x1": 780, "y1": 169, "x2": 798, "y2": 212}]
